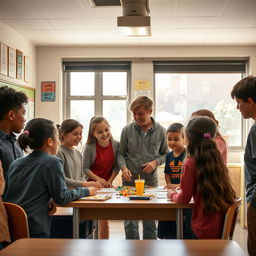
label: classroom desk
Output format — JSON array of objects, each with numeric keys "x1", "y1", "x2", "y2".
[
  {"x1": 0, "y1": 238, "x2": 246, "y2": 256},
  {"x1": 65, "y1": 195, "x2": 193, "y2": 239}
]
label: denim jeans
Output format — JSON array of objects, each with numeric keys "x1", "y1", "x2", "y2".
[{"x1": 124, "y1": 220, "x2": 157, "y2": 239}]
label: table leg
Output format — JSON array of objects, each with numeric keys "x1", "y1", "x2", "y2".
[
  {"x1": 176, "y1": 208, "x2": 183, "y2": 239},
  {"x1": 73, "y1": 208, "x2": 80, "y2": 238}
]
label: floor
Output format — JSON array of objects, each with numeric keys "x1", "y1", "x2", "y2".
[{"x1": 109, "y1": 220, "x2": 248, "y2": 255}]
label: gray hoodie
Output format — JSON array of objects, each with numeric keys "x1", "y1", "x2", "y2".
[{"x1": 118, "y1": 117, "x2": 169, "y2": 186}]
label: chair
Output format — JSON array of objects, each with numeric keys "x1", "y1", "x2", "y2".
[
  {"x1": 221, "y1": 198, "x2": 242, "y2": 240},
  {"x1": 3, "y1": 202, "x2": 29, "y2": 242}
]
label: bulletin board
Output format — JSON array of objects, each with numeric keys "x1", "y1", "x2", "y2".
[{"x1": 0, "y1": 79, "x2": 35, "y2": 121}]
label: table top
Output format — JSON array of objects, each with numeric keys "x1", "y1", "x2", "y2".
[
  {"x1": 0, "y1": 239, "x2": 246, "y2": 256},
  {"x1": 65, "y1": 196, "x2": 193, "y2": 208}
]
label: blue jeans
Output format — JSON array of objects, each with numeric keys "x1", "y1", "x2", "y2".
[{"x1": 124, "y1": 220, "x2": 157, "y2": 239}]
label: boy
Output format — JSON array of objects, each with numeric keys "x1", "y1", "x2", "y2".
[
  {"x1": 119, "y1": 96, "x2": 168, "y2": 239},
  {"x1": 231, "y1": 76, "x2": 256, "y2": 256},
  {"x1": 158, "y1": 123, "x2": 193, "y2": 239},
  {"x1": 0, "y1": 86, "x2": 28, "y2": 178},
  {"x1": 164, "y1": 123, "x2": 186, "y2": 189}
]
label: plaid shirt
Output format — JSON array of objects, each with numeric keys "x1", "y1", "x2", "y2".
[{"x1": 0, "y1": 130, "x2": 23, "y2": 178}]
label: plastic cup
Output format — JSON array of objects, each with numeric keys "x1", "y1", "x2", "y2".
[{"x1": 135, "y1": 179, "x2": 145, "y2": 195}]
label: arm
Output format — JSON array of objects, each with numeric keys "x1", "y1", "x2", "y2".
[
  {"x1": 0, "y1": 161, "x2": 4, "y2": 196},
  {"x1": 154, "y1": 127, "x2": 169, "y2": 166},
  {"x1": 142, "y1": 127, "x2": 169, "y2": 174},
  {"x1": 45, "y1": 158, "x2": 96, "y2": 206},
  {"x1": 169, "y1": 159, "x2": 196, "y2": 204},
  {"x1": 86, "y1": 170, "x2": 108, "y2": 187},
  {"x1": 106, "y1": 171, "x2": 119, "y2": 187},
  {"x1": 118, "y1": 128, "x2": 132, "y2": 182}
]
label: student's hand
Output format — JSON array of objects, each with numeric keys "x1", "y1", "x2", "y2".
[
  {"x1": 121, "y1": 167, "x2": 132, "y2": 182},
  {"x1": 48, "y1": 199, "x2": 57, "y2": 216},
  {"x1": 142, "y1": 160, "x2": 157, "y2": 174},
  {"x1": 96, "y1": 177, "x2": 108, "y2": 187},
  {"x1": 166, "y1": 184, "x2": 180, "y2": 190},
  {"x1": 83, "y1": 181, "x2": 102, "y2": 189},
  {"x1": 106, "y1": 180, "x2": 113, "y2": 188},
  {"x1": 88, "y1": 187, "x2": 97, "y2": 196},
  {"x1": 167, "y1": 189, "x2": 178, "y2": 200}
]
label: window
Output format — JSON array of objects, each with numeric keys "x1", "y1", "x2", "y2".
[
  {"x1": 154, "y1": 60, "x2": 247, "y2": 148},
  {"x1": 63, "y1": 62, "x2": 130, "y2": 141}
]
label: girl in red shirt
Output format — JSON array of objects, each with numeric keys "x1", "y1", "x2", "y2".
[
  {"x1": 83, "y1": 116, "x2": 120, "y2": 239},
  {"x1": 169, "y1": 116, "x2": 236, "y2": 239}
]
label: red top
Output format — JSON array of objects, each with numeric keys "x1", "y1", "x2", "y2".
[
  {"x1": 215, "y1": 135, "x2": 227, "y2": 165},
  {"x1": 170, "y1": 157, "x2": 225, "y2": 239},
  {"x1": 90, "y1": 142, "x2": 114, "y2": 181}
]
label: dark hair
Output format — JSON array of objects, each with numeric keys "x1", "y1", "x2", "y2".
[
  {"x1": 231, "y1": 76, "x2": 256, "y2": 103},
  {"x1": 58, "y1": 119, "x2": 83, "y2": 142},
  {"x1": 167, "y1": 123, "x2": 184, "y2": 134},
  {"x1": 86, "y1": 116, "x2": 111, "y2": 144},
  {"x1": 0, "y1": 86, "x2": 28, "y2": 120},
  {"x1": 191, "y1": 109, "x2": 222, "y2": 137},
  {"x1": 186, "y1": 116, "x2": 236, "y2": 213},
  {"x1": 18, "y1": 118, "x2": 56, "y2": 152}
]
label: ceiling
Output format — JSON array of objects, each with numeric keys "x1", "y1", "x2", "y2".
[{"x1": 0, "y1": 0, "x2": 256, "y2": 46}]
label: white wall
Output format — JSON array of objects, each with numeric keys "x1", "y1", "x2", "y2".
[
  {"x1": 36, "y1": 45, "x2": 256, "y2": 122},
  {"x1": 36, "y1": 45, "x2": 256, "y2": 162},
  {"x1": 0, "y1": 21, "x2": 36, "y2": 88}
]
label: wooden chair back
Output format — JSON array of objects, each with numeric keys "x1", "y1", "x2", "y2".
[
  {"x1": 221, "y1": 198, "x2": 241, "y2": 240},
  {"x1": 3, "y1": 202, "x2": 29, "y2": 242}
]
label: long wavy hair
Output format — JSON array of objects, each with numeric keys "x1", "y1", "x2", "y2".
[{"x1": 186, "y1": 116, "x2": 236, "y2": 213}]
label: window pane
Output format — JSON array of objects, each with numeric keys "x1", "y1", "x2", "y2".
[
  {"x1": 155, "y1": 73, "x2": 242, "y2": 147},
  {"x1": 70, "y1": 100, "x2": 94, "y2": 144},
  {"x1": 70, "y1": 72, "x2": 95, "y2": 96},
  {"x1": 103, "y1": 100, "x2": 127, "y2": 140},
  {"x1": 103, "y1": 72, "x2": 127, "y2": 96}
]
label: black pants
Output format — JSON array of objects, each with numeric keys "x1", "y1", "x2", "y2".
[
  {"x1": 50, "y1": 216, "x2": 95, "y2": 238},
  {"x1": 157, "y1": 208, "x2": 194, "y2": 239}
]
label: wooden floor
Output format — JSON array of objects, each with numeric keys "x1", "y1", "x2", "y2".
[{"x1": 109, "y1": 220, "x2": 248, "y2": 255}]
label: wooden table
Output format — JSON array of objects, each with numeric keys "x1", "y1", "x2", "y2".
[
  {"x1": 0, "y1": 238, "x2": 246, "y2": 256},
  {"x1": 65, "y1": 195, "x2": 193, "y2": 239}
]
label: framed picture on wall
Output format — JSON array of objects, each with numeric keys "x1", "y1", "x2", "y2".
[
  {"x1": 0, "y1": 43, "x2": 8, "y2": 76},
  {"x1": 24, "y1": 56, "x2": 30, "y2": 82},
  {"x1": 8, "y1": 47, "x2": 16, "y2": 78},
  {"x1": 16, "y1": 49, "x2": 23, "y2": 80}
]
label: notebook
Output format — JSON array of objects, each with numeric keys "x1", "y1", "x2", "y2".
[{"x1": 80, "y1": 195, "x2": 112, "y2": 201}]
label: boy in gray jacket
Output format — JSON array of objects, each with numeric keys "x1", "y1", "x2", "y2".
[{"x1": 118, "y1": 96, "x2": 168, "y2": 239}]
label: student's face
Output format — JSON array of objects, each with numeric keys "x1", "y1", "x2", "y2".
[
  {"x1": 62, "y1": 126, "x2": 83, "y2": 147},
  {"x1": 93, "y1": 121, "x2": 111, "y2": 144},
  {"x1": 167, "y1": 131, "x2": 185, "y2": 152},
  {"x1": 235, "y1": 97, "x2": 256, "y2": 119},
  {"x1": 132, "y1": 106, "x2": 152, "y2": 127},
  {"x1": 10, "y1": 104, "x2": 26, "y2": 133}
]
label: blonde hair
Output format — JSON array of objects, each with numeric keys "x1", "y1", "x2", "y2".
[
  {"x1": 130, "y1": 96, "x2": 153, "y2": 112},
  {"x1": 86, "y1": 116, "x2": 112, "y2": 144}
]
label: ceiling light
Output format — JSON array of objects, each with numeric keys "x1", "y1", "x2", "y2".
[{"x1": 117, "y1": 0, "x2": 151, "y2": 37}]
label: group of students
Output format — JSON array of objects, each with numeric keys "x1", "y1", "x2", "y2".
[{"x1": 0, "y1": 75, "x2": 256, "y2": 256}]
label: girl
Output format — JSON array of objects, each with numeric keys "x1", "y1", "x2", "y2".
[
  {"x1": 4, "y1": 118, "x2": 96, "y2": 238},
  {"x1": 57, "y1": 119, "x2": 100, "y2": 189},
  {"x1": 191, "y1": 109, "x2": 227, "y2": 164},
  {"x1": 169, "y1": 116, "x2": 236, "y2": 239},
  {"x1": 83, "y1": 116, "x2": 120, "y2": 239}
]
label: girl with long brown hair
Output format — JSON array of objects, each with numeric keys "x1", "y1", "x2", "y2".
[{"x1": 169, "y1": 116, "x2": 236, "y2": 238}]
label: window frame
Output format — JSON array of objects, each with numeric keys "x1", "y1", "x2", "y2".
[
  {"x1": 153, "y1": 59, "x2": 248, "y2": 151},
  {"x1": 63, "y1": 62, "x2": 131, "y2": 131}
]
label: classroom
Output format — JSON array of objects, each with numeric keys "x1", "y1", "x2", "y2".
[{"x1": 1, "y1": 0, "x2": 256, "y2": 255}]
